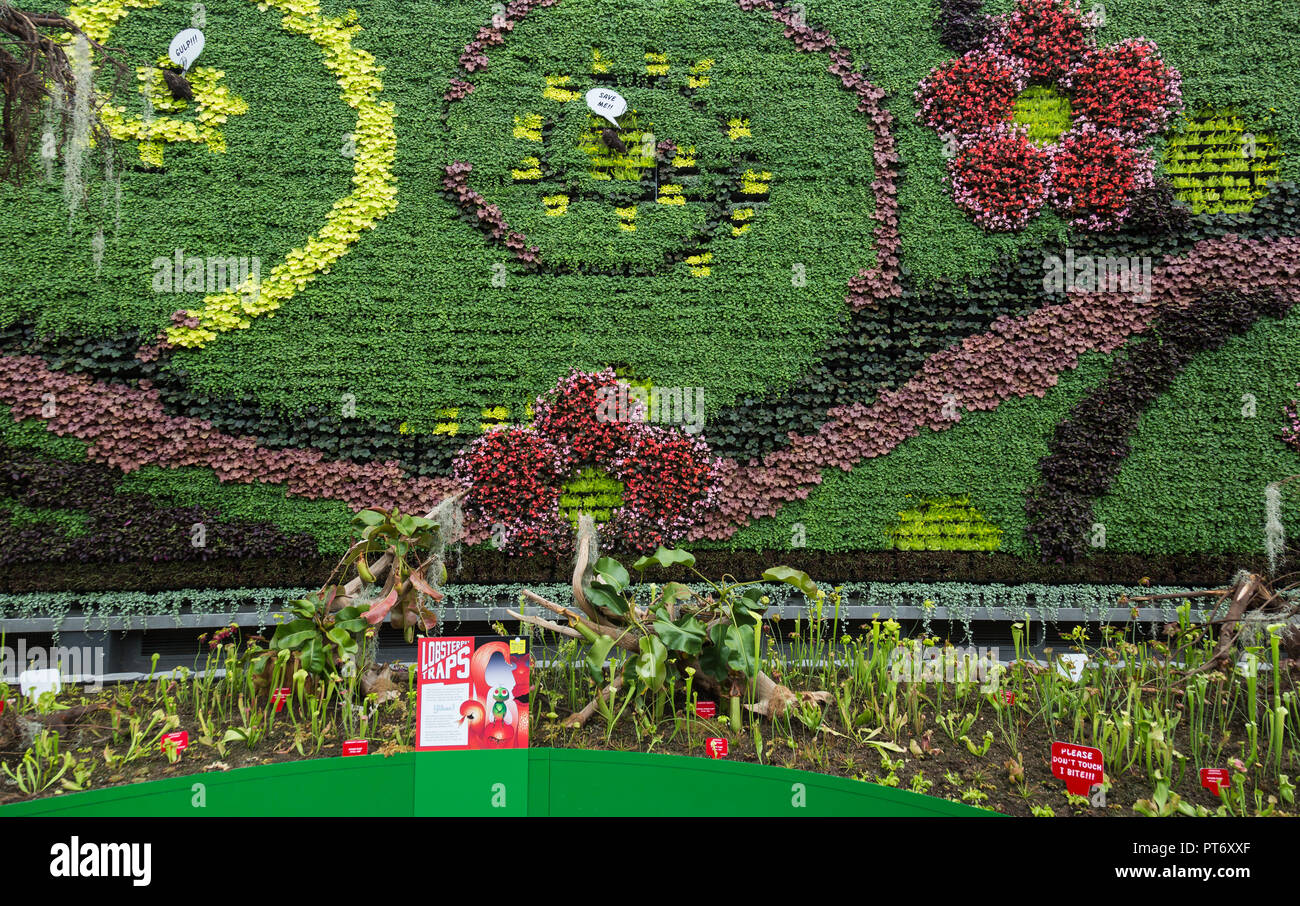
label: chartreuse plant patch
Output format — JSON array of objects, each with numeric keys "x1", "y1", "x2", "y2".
[
  {"x1": 1162, "y1": 108, "x2": 1283, "y2": 214},
  {"x1": 2, "y1": 0, "x2": 1300, "y2": 588}
]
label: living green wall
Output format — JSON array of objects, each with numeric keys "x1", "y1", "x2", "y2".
[{"x1": 2, "y1": 0, "x2": 1299, "y2": 591}]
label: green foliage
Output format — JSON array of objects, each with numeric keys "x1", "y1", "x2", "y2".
[
  {"x1": 2, "y1": 502, "x2": 90, "y2": 538},
  {"x1": 1012, "y1": 87, "x2": 1073, "y2": 144},
  {"x1": 1, "y1": 729, "x2": 77, "y2": 794},
  {"x1": 559, "y1": 467, "x2": 625, "y2": 527},
  {"x1": 1095, "y1": 309, "x2": 1300, "y2": 553},
  {"x1": 727, "y1": 352, "x2": 1115, "y2": 554},
  {"x1": 344, "y1": 506, "x2": 447, "y2": 642},
  {"x1": 575, "y1": 548, "x2": 768, "y2": 692},
  {"x1": 3, "y1": 0, "x2": 1300, "y2": 579},
  {"x1": 0, "y1": 410, "x2": 89, "y2": 460},
  {"x1": 885, "y1": 495, "x2": 1003, "y2": 552},
  {"x1": 269, "y1": 588, "x2": 367, "y2": 679},
  {"x1": 118, "y1": 466, "x2": 355, "y2": 554}
]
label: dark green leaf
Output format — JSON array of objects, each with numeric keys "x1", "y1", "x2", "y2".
[
  {"x1": 761, "y1": 566, "x2": 819, "y2": 598},
  {"x1": 652, "y1": 616, "x2": 706, "y2": 655},
  {"x1": 593, "y1": 556, "x2": 630, "y2": 592},
  {"x1": 632, "y1": 546, "x2": 696, "y2": 571}
]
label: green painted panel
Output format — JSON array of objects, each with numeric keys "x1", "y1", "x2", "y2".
[
  {"x1": 413, "y1": 749, "x2": 528, "y2": 817},
  {"x1": 0, "y1": 753, "x2": 417, "y2": 817},
  {"x1": 538, "y1": 749, "x2": 993, "y2": 817},
  {"x1": 0, "y1": 749, "x2": 998, "y2": 817}
]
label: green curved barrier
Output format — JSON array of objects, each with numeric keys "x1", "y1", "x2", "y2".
[{"x1": 0, "y1": 749, "x2": 999, "y2": 817}]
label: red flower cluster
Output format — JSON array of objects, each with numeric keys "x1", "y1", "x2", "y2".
[
  {"x1": 916, "y1": 52, "x2": 1026, "y2": 139},
  {"x1": 999, "y1": 0, "x2": 1090, "y2": 80},
  {"x1": 453, "y1": 369, "x2": 720, "y2": 556},
  {"x1": 949, "y1": 128, "x2": 1050, "y2": 230},
  {"x1": 1064, "y1": 39, "x2": 1182, "y2": 137},
  {"x1": 915, "y1": 0, "x2": 1180, "y2": 231},
  {"x1": 1049, "y1": 125, "x2": 1151, "y2": 230}
]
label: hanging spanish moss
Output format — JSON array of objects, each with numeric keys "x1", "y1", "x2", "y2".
[
  {"x1": 0, "y1": 4, "x2": 128, "y2": 187},
  {"x1": 60, "y1": 33, "x2": 92, "y2": 221},
  {"x1": 1264, "y1": 483, "x2": 1285, "y2": 576}
]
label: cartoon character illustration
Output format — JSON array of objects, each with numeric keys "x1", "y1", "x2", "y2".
[
  {"x1": 490, "y1": 686, "x2": 510, "y2": 723},
  {"x1": 456, "y1": 639, "x2": 529, "y2": 749}
]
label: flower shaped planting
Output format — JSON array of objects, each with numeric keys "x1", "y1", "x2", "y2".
[
  {"x1": 916, "y1": 0, "x2": 1181, "y2": 231},
  {"x1": 452, "y1": 369, "x2": 719, "y2": 556}
]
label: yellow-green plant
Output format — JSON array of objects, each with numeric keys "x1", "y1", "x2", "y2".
[{"x1": 2, "y1": 730, "x2": 75, "y2": 794}]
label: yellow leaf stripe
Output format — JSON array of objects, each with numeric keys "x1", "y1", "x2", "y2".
[
  {"x1": 98, "y1": 65, "x2": 249, "y2": 167},
  {"x1": 69, "y1": 0, "x2": 402, "y2": 348},
  {"x1": 66, "y1": 0, "x2": 161, "y2": 43}
]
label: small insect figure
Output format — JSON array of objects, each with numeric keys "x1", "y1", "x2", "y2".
[
  {"x1": 601, "y1": 128, "x2": 627, "y2": 155},
  {"x1": 490, "y1": 686, "x2": 510, "y2": 723},
  {"x1": 162, "y1": 68, "x2": 194, "y2": 102}
]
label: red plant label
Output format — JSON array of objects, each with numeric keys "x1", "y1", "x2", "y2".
[
  {"x1": 1050, "y1": 741, "x2": 1103, "y2": 795},
  {"x1": 162, "y1": 730, "x2": 188, "y2": 753},
  {"x1": 706, "y1": 737, "x2": 728, "y2": 758},
  {"x1": 272, "y1": 687, "x2": 290, "y2": 712},
  {"x1": 1003, "y1": 690, "x2": 1015, "y2": 704},
  {"x1": 1200, "y1": 768, "x2": 1230, "y2": 796},
  {"x1": 342, "y1": 739, "x2": 369, "y2": 757},
  {"x1": 0, "y1": 699, "x2": 5, "y2": 714},
  {"x1": 695, "y1": 700, "x2": 717, "y2": 719}
]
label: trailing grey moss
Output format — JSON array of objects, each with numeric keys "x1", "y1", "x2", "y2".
[
  {"x1": 0, "y1": 580, "x2": 1221, "y2": 647},
  {"x1": 0, "y1": 588, "x2": 314, "y2": 645}
]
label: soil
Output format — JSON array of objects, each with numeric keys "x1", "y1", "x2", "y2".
[{"x1": 1, "y1": 673, "x2": 1289, "y2": 817}]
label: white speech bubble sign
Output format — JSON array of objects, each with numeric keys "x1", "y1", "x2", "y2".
[
  {"x1": 169, "y1": 28, "x2": 205, "y2": 72},
  {"x1": 585, "y1": 87, "x2": 627, "y2": 127},
  {"x1": 19, "y1": 668, "x2": 61, "y2": 701},
  {"x1": 1056, "y1": 653, "x2": 1087, "y2": 683}
]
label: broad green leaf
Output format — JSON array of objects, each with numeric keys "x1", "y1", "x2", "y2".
[
  {"x1": 724, "y1": 623, "x2": 757, "y2": 677},
  {"x1": 704, "y1": 623, "x2": 756, "y2": 678},
  {"x1": 584, "y1": 635, "x2": 617, "y2": 680},
  {"x1": 761, "y1": 566, "x2": 819, "y2": 598},
  {"x1": 270, "y1": 619, "x2": 318, "y2": 650},
  {"x1": 652, "y1": 616, "x2": 706, "y2": 655},
  {"x1": 635, "y1": 635, "x2": 668, "y2": 691},
  {"x1": 632, "y1": 546, "x2": 696, "y2": 571},
  {"x1": 662, "y1": 581, "x2": 694, "y2": 602},
  {"x1": 593, "y1": 556, "x2": 630, "y2": 592},
  {"x1": 352, "y1": 509, "x2": 386, "y2": 527},
  {"x1": 326, "y1": 625, "x2": 356, "y2": 649},
  {"x1": 299, "y1": 637, "x2": 327, "y2": 676},
  {"x1": 585, "y1": 582, "x2": 628, "y2": 616},
  {"x1": 698, "y1": 639, "x2": 729, "y2": 682}
]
